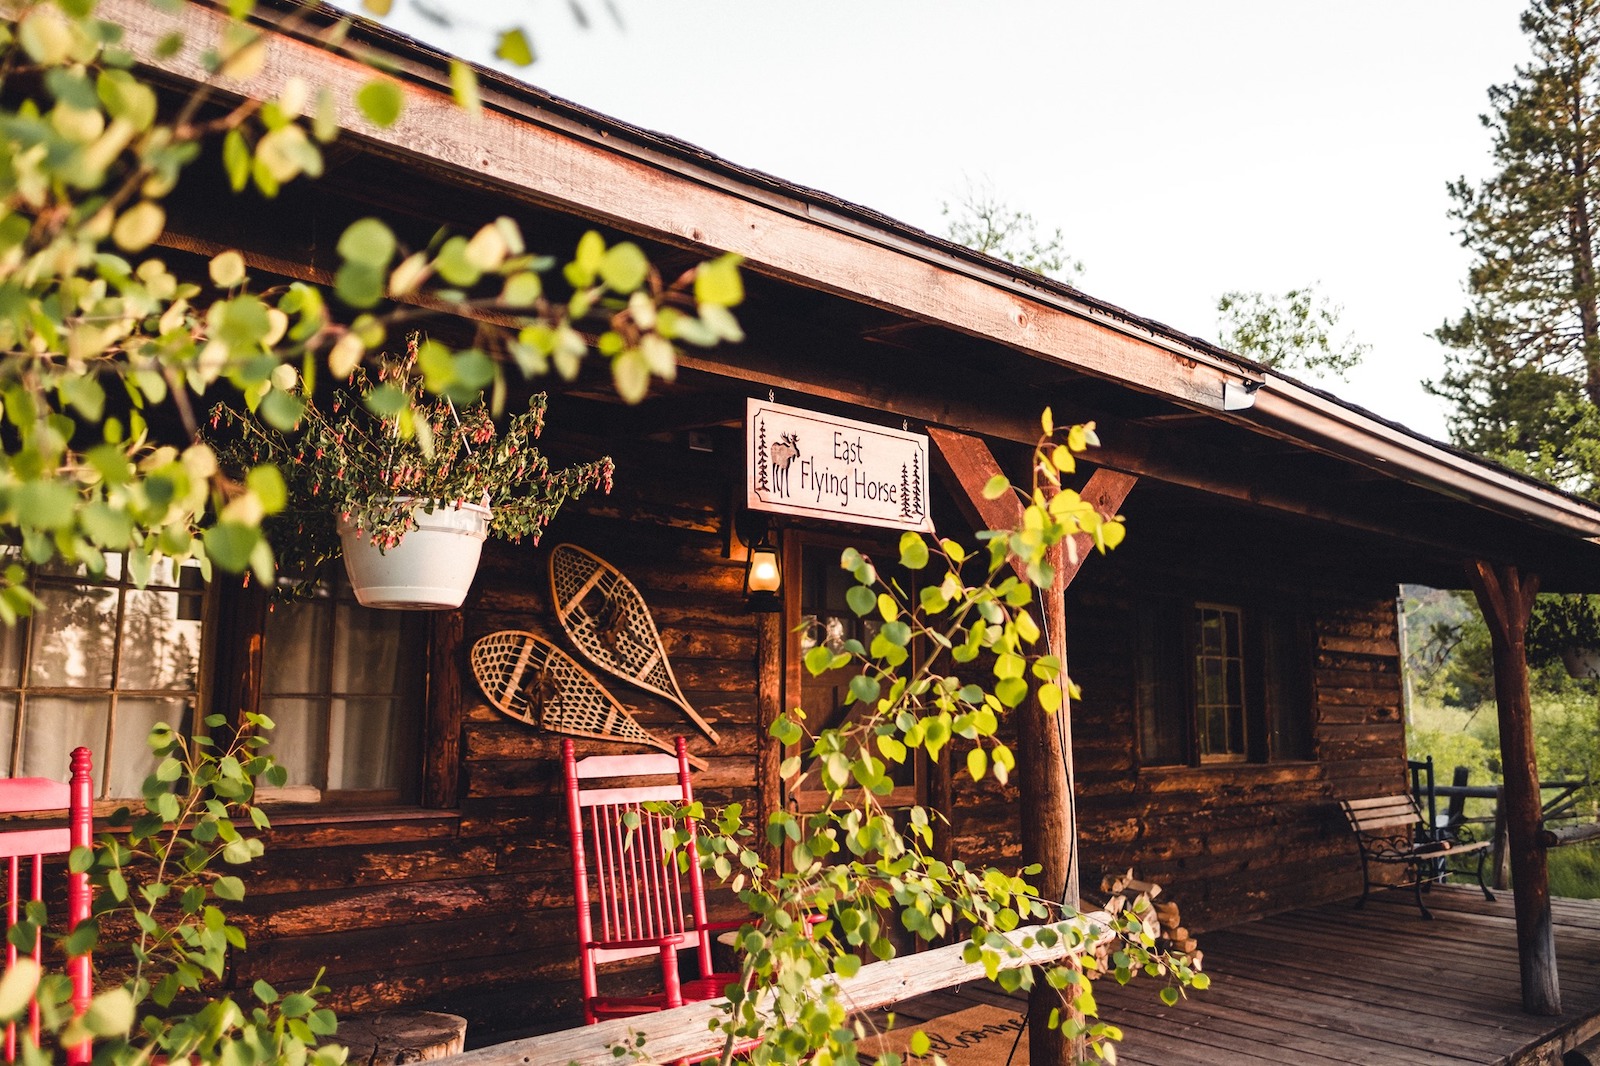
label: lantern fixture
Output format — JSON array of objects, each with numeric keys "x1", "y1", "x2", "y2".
[{"x1": 738, "y1": 513, "x2": 783, "y2": 612}]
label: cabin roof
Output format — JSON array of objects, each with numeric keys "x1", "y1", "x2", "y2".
[{"x1": 124, "y1": 0, "x2": 1600, "y2": 591}]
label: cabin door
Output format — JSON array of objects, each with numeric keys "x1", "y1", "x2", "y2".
[{"x1": 782, "y1": 533, "x2": 922, "y2": 817}]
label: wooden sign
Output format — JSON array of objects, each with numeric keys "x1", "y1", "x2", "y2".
[{"x1": 746, "y1": 398, "x2": 932, "y2": 531}]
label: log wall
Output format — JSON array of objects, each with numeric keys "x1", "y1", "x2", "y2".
[
  {"x1": 230, "y1": 434, "x2": 760, "y2": 1043},
  {"x1": 947, "y1": 579, "x2": 1405, "y2": 932},
  {"x1": 220, "y1": 435, "x2": 1409, "y2": 1041}
]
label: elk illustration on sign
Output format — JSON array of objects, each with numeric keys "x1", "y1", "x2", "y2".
[{"x1": 770, "y1": 432, "x2": 800, "y2": 497}]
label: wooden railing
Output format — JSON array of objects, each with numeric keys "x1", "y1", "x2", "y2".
[
  {"x1": 1413, "y1": 761, "x2": 1590, "y2": 889},
  {"x1": 444, "y1": 917, "x2": 1111, "y2": 1065}
]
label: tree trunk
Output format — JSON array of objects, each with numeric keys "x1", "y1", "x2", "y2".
[{"x1": 1466, "y1": 560, "x2": 1560, "y2": 1015}]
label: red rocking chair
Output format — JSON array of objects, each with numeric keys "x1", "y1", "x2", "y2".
[
  {"x1": 562, "y1": 737, "x2": 745, "y2": 1025},
  {"x1": 0, "y1": 747, "x2": 94, "y2": 1064}
]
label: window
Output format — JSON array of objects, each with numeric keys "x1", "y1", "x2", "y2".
[
  {"x1": 0, "y1": 553, "x2": 429, "y2": 807},
  {"x1": 258, "y1": 579, "x2": 426, "y2": 805},
  {"x1": 0, "y1": 555, "x2": 204, "y2": 798},
  {"x1": 1193, "y1": 604, "x2": 1246, "y2": 762},
  {"x1": 1136, "y1": 597, "x2": 1312, "y2": 768}
]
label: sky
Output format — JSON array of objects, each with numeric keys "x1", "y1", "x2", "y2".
[{"x1": 371, "y1": 0, "x2": 1535, "y2": 441}]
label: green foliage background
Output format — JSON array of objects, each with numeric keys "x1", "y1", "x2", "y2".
[{"x1": 1404, "y1": 585, "x2": 1600, "y2": 898}]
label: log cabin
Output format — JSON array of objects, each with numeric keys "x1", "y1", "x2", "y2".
[{"x1": 13, "y1": 0, "x2": 1600, "y2": 1049}]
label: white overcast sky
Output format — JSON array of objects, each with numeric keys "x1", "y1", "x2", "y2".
[{"x1": 371, "y1": 1, "x2": 1534, "y2": 441}]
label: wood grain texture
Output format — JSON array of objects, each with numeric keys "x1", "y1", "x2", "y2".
[
  {"x1": 1467, "y1": 559, "x2": 1559, "y2": 1015},
  {"x1": 450, "y1": 920, "x2": 1110, "y2": 1066}
]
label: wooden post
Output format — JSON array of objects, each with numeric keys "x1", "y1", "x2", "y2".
[
  {"x1": 1466, "y1": 559, "x2": 1559, "y2": 1016},
  {"x1": 927, "y1": 428, "x2": 1136, "y2": 1066},
  {"x1": 756, "y1": 610, "x2": 784, "y2": 872},
  {"x1": 423, "y1": 610, "x2": 464, "y2": 809},
  {"x1": 1017, "y1": 537, "x2": 1074, "y2": 1066}
]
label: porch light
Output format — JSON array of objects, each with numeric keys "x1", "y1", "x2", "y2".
[{"x1": 739, "y1": 514, "x2": 783, "y2": 612}]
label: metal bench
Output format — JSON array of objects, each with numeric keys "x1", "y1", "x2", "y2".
[{"x1": 1339, "y1": 794, "x2": 1495, "y2": 920}]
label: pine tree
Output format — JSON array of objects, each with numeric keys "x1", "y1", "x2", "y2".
[
  {"x1": 756, "y1": 419, "x2": 770, "y2": 492},
  {"x1": 911, "y1": 451, "x2": 925, "y2": 519},
  {"x1": 1432, "y1": 0, "x2": 1600, "y2": 494}
]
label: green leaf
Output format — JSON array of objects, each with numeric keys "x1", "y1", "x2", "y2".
[
  {"x1": 847, "y1": 674, "x2": 880, "y2": 705},
  {"x1": 80, "y1": 503, "x2": 132, "y2": 548},
  {"x1": 982, "y1": 474, "x2": 1011, "y2": 500},
  {"x1": 0, "y1": 959, "x2": 40, "y2": 1021},
  {"x1": 803, "y1": 645, "x2": 835, "y2": 676},
  {"x1": 113, "y1": 201, "x2": 165, "y2": 252},
  {"x1": 82, "y1": 986, "x2": 135, "y2": 1037},
  {"x1": 213, "y1": 876, "x2": 246, "y2": 901},
  {"x1": 13, "y1": 481, "x2": 77, "y2": 531},
  {"x1": 898, "y1": 531, "x2": 929, "y2": 570},
  {"x1": 449, "y1": 58, "x2": 481, "y2": 112},
  {"x1": 495, "y1": 28, "x2": 535, "y2": 66},
  {"x1": 967, "y1": 745, "x2": 988, "y2": 782},
  {"x1": 845, "y1": 584, "x2": 876, "y2": 617},
  {"x1": 599, "y1": 242, "x2": 649, "y2": 292},
  {"x1": 694, "y1": 253, "x2": 744, "y2": 307},
  {"x1": 337, "y1": 217, "x2": 397, "y2": 268},
  {"x1": 202, "y1": 522, "x2": 261, "y2": 572},
  {"x1": 210, "y1": 250, "x2": 246, "y2": 288},
  {"x1": 995, "y1": 677, "x2": 1029, "y2": 708},
  {"x1": 910, "y1": 1031, "x2": 931, "y2": 1057},
  {"x1": 356, "y1": 79, "x2": 403, "y2": 127},
  {"x1": 247, "y1": 464, "x2": 287, "y2": 514},
  {"x1": 335, "y1": 262, "x2": 384, "y2": 309},
  {"x1": 612, "y1": 349, "x2": 650, "y2": 404},
  {"x1": 570, "y1": 230, "x2": 604, "y2": 288}
]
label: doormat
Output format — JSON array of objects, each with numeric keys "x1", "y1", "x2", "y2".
[{"x1": 856, "y1": 1003, "x2": 1028, "y2": 1065}]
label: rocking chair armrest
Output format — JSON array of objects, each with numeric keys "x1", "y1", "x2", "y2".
[
  {"x1": 586, "y1": 933, "x2": 687, "y2": 953},
  {"x1": 697, "y1": 918, "x2": 753, "y2": 935}
]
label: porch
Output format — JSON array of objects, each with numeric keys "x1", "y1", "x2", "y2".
[{"x1": 880, "y1": 885, "x2": 1600, "y2": 1066}]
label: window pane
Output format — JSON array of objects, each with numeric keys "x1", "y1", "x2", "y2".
[
  {"x1": 29, "y1": 585, "x2": 117, "y2": 689},
  {"x1": 0, "y1": 624, "x2": 23, "y2": 688},
  {"x1": 334, "y1": 606, "x2": 425, "y2": 695},
  {"x1": 329, "y1": 697, "x2": 417, "y2": 793},
  {"x1": 263, "y1": 602, "x2": 331, "y2": 695},
  {"x1": 106, "y1": 698, "x2": 184, "y2": 797},
  {"x1": 0, "y1": 695, "x2": 15, "y2": 776},
  {"x1": 260, "y1": 697, "x2": 328, "y2": 789},
  {"x1": 1136, "y1": 603, "x2": 1187, "y2": 765},
  {"x1": 1194, "y1": 605, "x2": 1246, "y2": 759},
  {"x1": 20, "y1": 697, "x2": 108, "y2": 783},
  {"x1": 119, "y1": 590, "x2": 202, "y2": 691}
]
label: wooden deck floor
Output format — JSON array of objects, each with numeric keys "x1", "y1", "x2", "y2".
[{"x1": 886, "y1": 886, "x2": 1600, "y2": 1066}]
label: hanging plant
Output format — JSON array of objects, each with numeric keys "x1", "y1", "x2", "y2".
[{"x1": 205, "y1": 333, "x2": 613, "y2": 588}]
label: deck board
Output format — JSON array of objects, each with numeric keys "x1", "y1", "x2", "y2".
[{"x1": 895, "y1": 886, "x2": 1600, "y2": 1065}]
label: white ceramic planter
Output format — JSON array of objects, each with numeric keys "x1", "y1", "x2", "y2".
[
  {"x1": 1562, "y1": 646, "x2": 1600, "y2": 681},
  {"x1": 338, "y1": 499, "x2": 491, "y2": 610}
]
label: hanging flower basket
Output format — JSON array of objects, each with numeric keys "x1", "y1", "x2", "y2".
[
  {"x1": 338, "y1": 499, "x2": 492, "y2": 610},
  {"x1": 1561, "y1": 646, "x2": 1600, "y2": 681},
  {"x1": 203, "y1": 333, "x2": 613, "y2": 602}
]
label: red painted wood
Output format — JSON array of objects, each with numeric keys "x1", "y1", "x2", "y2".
[
  {"x1": 562, "y1": 737, "x2": 741, "y2": 1027},
  {"x1": 0, "y1": 748, "x2": 93, "y2": 1064}
]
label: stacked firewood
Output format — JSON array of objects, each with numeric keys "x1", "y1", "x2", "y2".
[{"x1": 1099, "y1": 868, "x2": 1202, "y2": 968}]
